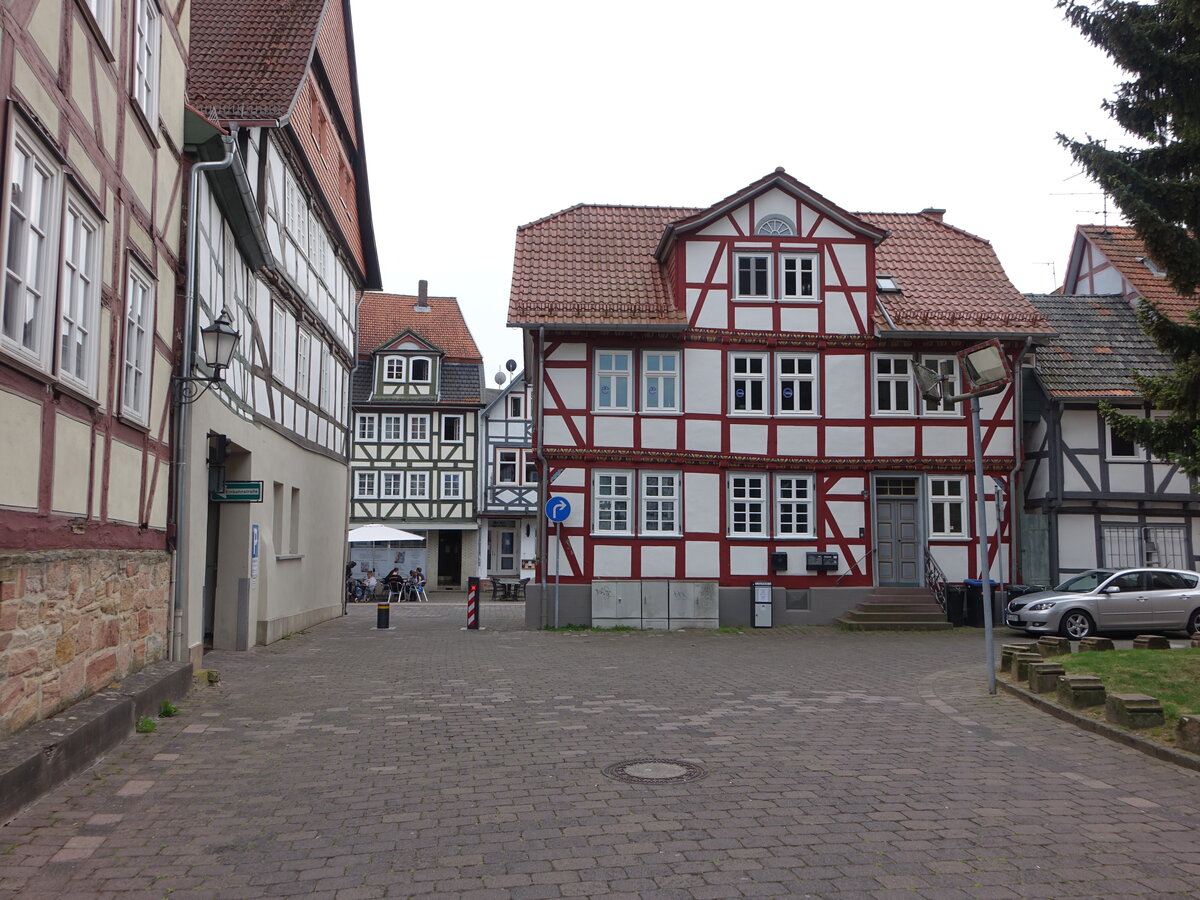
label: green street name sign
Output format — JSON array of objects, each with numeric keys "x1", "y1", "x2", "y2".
[{"x1": 210, "y1": 480, "x2": 264, "y2": 503}]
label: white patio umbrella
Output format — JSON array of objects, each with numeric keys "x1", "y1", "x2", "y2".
[{"x1": 347, "y1": 524, "x2": 423, "y2": 543}]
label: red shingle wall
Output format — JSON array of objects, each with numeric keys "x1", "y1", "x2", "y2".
[{"x1": 316, "y1": 0, "x2": 358, "y2": 147}]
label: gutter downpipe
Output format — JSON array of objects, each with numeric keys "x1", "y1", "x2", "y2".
[
  {"x1": 169, "y1": 132, "x2": 237, "y2": 663},
  {"x1": 536, "y1": 327, "x2": 548, "y2": 624},
  {"x1": 1007, "y1": 338, "x2": 1034, "y2": 585}
]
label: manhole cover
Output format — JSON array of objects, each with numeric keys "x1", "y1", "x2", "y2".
[{"x1": 601, "y1": 759, "x2": 707, "y2": 784}]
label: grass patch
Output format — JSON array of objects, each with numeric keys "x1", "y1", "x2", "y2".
[
  {"x1": 1057, "y1": 648, "x2": 1200, "y2": 748},
  {"x1": 135, "y1": 717, "x2": 157, "y2": 734},
  {"x1": 281, "y1": 629, "x2": 311, "y2": 640}
]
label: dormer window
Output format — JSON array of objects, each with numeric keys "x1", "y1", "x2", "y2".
[
  {"x1": 876, "y1": 275, "x2": 900, "y2": 292},
  {"x1": 1139, "y1": 257, "x2": 1166, "y2": 278},
  {"x1": 384, "y1": 356, "x2": 405, "y2": 381},
  {"x1": 410, "y1": 357, "x2": 431, "y2": 382},
  {"x1": 756, "y1": 215, "x2": 796, "y2": 236},
  {"x1": 733, "y1": 251, "x2": 819, "y2": 301}
]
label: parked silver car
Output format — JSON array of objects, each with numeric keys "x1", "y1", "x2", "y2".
[{"x1": 1004, "y1": 567, "x2": 1200, "y2": 639}]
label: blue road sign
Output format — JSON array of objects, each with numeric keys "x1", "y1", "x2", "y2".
[{"x1": 545, "y1": 496, "x2": 571, "y2": 523}]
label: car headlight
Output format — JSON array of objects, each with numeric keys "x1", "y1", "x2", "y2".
[{"x1": 1026, "y1": 601, "x2": 1058, "y2": 611}]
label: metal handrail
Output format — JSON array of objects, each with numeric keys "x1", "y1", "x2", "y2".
[
  {"x1": 835, "y1": 547, "x2": 874, "y2": 585},
  {"x1": 924, "y1": 548, "x2": 948, "y2": 613}
]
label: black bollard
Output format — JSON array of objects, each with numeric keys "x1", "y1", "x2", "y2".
[{"x1": 376, "y1": 601, "x2": 390, "y2": 630}]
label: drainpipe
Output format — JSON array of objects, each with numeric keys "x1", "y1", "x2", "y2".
[
  {"x1": 1007, "y1": 337, "x2": 1033, "y2": 585},
  {"x1": 168, "y1": 132, "x2": 237, "y2": 663},
  {"x1": 535, "y1": 327, "x2": 548, "y2": 616}
]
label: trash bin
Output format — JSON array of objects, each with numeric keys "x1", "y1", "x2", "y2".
[
  {"x1": 963, "y1": 579, "x2": 999, "y2": 628},
  {"x1": 943, "y1": 584, "x2": 966, "y2": 627},
  {"x1": 752, "y1": 582, "x2": 773, "y2": 628}
]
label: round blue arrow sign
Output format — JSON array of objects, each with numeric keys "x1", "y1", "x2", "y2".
[{"x1": 545, "y1": 496, "x2": 571, "y2": 522}]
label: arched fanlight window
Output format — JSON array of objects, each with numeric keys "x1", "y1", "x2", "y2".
[
  {"x1": 756, "y1": 215, "x2": 796, "y2": 236},
  {"x1": 410, "y1": 357, "x2": 431, "y2": 382}
]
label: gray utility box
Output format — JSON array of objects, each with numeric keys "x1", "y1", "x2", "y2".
[{"x1": 752, "y1": 582, "x2": 773, "y2": 628}]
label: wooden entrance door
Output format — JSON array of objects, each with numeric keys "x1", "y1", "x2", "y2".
[{"x1": 875, "y1": 477, "x2": 921, "y2": 586}]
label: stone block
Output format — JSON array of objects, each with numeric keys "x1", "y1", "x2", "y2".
[
  {"x1": 1078, "y1": 636, "x2": 1115, "y2": 652},
  {"x1": 1037, "y1": 636, "x2": 1072, "y2": 657},
  {"x1": 1011, "y1": 652, "x2": 1043, "y2": 681},
  {"x1": 1027, "y1": 661, "x2": 1066, "y2": 694},
  {"x1": 1191, "y1": 636, "x2": 1200, "y2": 649},
  {"x1": 1057, "y1": 675, "x2": 1106, "y2": 709},
  {"x1": 999, "y1": 643, "x2": 1038, "y2": 673},
  {"x1": 1132, "y1": 634, "x2": 1171, "y2": 650},
  {"x1": 1176, "y1": 715, "x2": 1200, "y2": 753},
  {"x1": 1105, "y1": 693, "x2": 1164, "y2": 728}
]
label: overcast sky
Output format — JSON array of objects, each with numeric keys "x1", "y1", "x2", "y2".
[{"x1": 353, "y1": 0, "x2": 1130, "y2": 380}]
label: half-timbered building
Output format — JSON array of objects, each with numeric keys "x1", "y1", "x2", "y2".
[
  {"x1": 1020, "y1": 225, "x2": 1198, "y2": 585},
  {"x1": 351, "y1": 287, "x2": 484, "y2": 589},
  {"x1": 477, "y1": 371, "x2": 539, "y2": 580},
  {"x1": 176, "y1": 0, "x2": 379, "y2": 663},
  {"x1": 0, "y1": 0, "x2": 190, "y2": 736},
  {"x1": 509, "y1": 170, "x2": 1051, "y2": 628}
]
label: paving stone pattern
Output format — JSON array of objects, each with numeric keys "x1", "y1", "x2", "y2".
[{"x1": 2, "y1": 602, "x2": 1199, "y2": 898}]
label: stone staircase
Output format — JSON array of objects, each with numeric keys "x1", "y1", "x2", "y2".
[{"x1": 834, "y1": 586, "x2": 953, "y2": 631}]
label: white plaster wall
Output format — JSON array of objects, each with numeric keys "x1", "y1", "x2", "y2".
[
  {"x1": 923, "y1": 425, "x2": 967, "y2": 456},
  {"x1": 777, "y1": 425, "x2": 818, "y2": 456},
  {"x1": 1058, "y1": 515, "x2": 1099, "y2": 572},
  {"x1": 641, "y1": 545, "x2": 676, "y2": 578},
  {"x1": 594, "y1": 416, "x2": 633, "y2": 448},
  {"x1": 107, "y1": 439, "x2": 142, "y2": 525},
  {"x1": 779, "y1": 306, "x2": 819, "y2": 334},
  {"x1": 691, "y1": 289, "x2": 728, "y2": 329},
  {"x1": 641, "y1": 418, "x2": 678, "y2": 450},
  {"x1": 729, "y1": 423, "x2": 768, "y2": 455},
  {"x1": 685, "y1": 241, "x2": 718, "y2": 283},
  {"x1": 593, "y1": 544, "x2": 631, "y2": 578},
  {"x1": 730, "y1": 544, "x2": 765, "y2": 575},
  {"x1": 0, "y1": 390, "x2": 41, "y2": 508},
  {"x1": 824, "y1": 296, "x2": 859, "y2": 334},
  {"x1": 825, "y1": 356, "x2": 864, "y2": 418},
  {"x1": 930, "y1": 544, "x2": 971, "y2": 582},
  {"x1": 752, "y1": 187, "x2": 796, "y2": 222},
  {"x1": 685, "y1": 540, "x2": 721, "y2": 577},
  {"x1": 812, "y1": 218, "x2": 853, "y2": 239},
  {"x1": 684, "y1": 419, "x2": 721, "y2": 453},
  {"x1": 542, "y1": 416, "x2": 576, "y2": 447},
  {"x1": 51, "y1": 414, "x2": 90, "y2": 515},
  {"x1": 552, "y1": 468, "x2": 585, "y2": 489},
  {"x1": 684, "y1": 348, "x2": 722, "y2": 414},
  {"x1": 1106, "y1": 463, "x2": 1145, "y2": 492},
  {"x1": 875, "y1": 426, "x2": 916, "y2": 457},
  {"x1": 549, "y1": 367, "x2": 586, "y2": 410},
  {"x1": 734, "y1": 306, "x2": 773, "y2": 331},
  {"x1": 684, "y1": 473, "x2": 720, "y2": 533},
  {"x1": 825, "y1": 427, "x2": 864, "y2": 456},
  {"x1": 826, "y1": 500, "x2": 865, "y2": 536},
  {"x1": 833, "y1": 243, "x2": 866, "y2": 287}
]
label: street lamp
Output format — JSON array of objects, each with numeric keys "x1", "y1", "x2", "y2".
[
  {"x1": 916, "y1": 338, "x2": 1013, "y2": 695},
  {"x1": 175, "y1": 307, "x2": 241, "y2": 404}
]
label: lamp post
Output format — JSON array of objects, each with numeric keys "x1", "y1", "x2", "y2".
[
  {"x1": 915, "y1": 339, "x2": 1012, "y2": 695},
  {"x1": 175, "y1": 307, "x2": 241, "y2": 404}
]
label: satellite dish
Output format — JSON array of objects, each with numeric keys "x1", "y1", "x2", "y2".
[
  {"x1": 493, "y1": 371, "x2": 505, "y2": 386},
  {"x1": 913, "y1": 363, "x2": 944, "y2": 403},
  {"x1": 505, "y1": 359, "x2": 517, "y2": 372}
]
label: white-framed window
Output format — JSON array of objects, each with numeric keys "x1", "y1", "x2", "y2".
[
  {"x1": 383, "y1": 355, "x2": 405, "y2": 382},
  {"x1": 594, "y1": 471, "x2": 632, "y2": 534},
  {"x1": 734, "y1": 252, "x2": 771, "y2": 299},
  {"x1": 929, "y1": 476, "x2": 967, "y2": 537},
  {"x1": 642, "y1": 350, "x2": 679, "y2": 412},
  {"x1": 58, "y1": 193, "x2": 102, "y2": 394},
  {"x1": 1107, "y1": 420, "x2": 1140, "y2": 460},
  {"x1": 874, "y1": 355, "x2": 913, "y2": 415},
  {"x1": 318, "y1": 345, "x2": 330, "y2": 409},
  {"x1": 728, "y1": 473, "x2": 768, "y2": 536},
  {"x1": 408, "y1": 414, "x2": 429, "y2": 443},
  {"x1": 921, "y1": 355, "x2": 960, "y2": 416},
  {"x1": 508, "y1": 393, "x2": 524, "y2": 419},
  {"x1": 640, "y1": 472, "x2": 680, "y2": 535},
  {"x1": 132, "y1": 0, "x2": 160, "y2": 122},
  {"x1": 284, "y1": 168, "x2": 305, "y2": 242},
  {"x1": 523, "y1": 450, "x2": 539, "y2": 484},
  {"x1": 355, "y1": 413, "x2": 376, "y2": 442},
  {"x1": 441, "y1": 471, "x2": 463, "y2": 499},
  {"x1": 121, "y1": 260, "x2": 155, "y2": 424},
  {"x1": 271, "y1": 304, "x2": 286, "y2": 374},
  {"x1": 1, "y1": 120, "x2": 61, "y2": 371},
  {"x1": 406, "y1": 471, "x2": 429, "y2": 500},
  {"x1": 410, "y1": 357, "x2": 431, "y2": 383},
  {"x1": 381, "y1": 414, "x2": 404, "y2": 441},
  {"x1": 354, "y1": 470, "x2": 377, "y2": 498},
  {"x1": 775, "y1": 475, "x2": 815, "y2": 537},
  {"x1": 756, "y1": 215, "x2": 795, "y2": 236},
  {"x1": 441, "y1": 414, "x2": 463, "y2": 443},
  {"x1": 496, "y1": 449, "x2": 519, "y2": 485},
  {"x1": 83, "y1": 0, "x2": 116, "y2": 43},
  {"x1": 381, "y1": 472, "x2": 403, "y2": 498},
  {"x1": 780, "y1": 253, "x2": 818, "y2": 301},
  {"x1": 595, "y1": 350, "x2": 632, "y2": 411},
  {"x1": 776, "y1": 354, "x2": 817, "y2": 415},
  {"x1": 296, "y1": 329, "x2": 311, "y2": 392},
  {"x1": 730, "y1": 353, "x2": 768, "y2": 415}
]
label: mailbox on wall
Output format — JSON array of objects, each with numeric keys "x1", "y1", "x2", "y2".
[
  {"x1": 806, "y1": 552, "x2": 839, "y2": 572},
  {"x1": 770, "y1": 552, "x2": 788, "y2": 573}
]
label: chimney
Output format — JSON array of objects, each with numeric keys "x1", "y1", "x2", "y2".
[
  {"x1": 414, "y1": 280, "x2": 430, "y2": 312},
  {"x1": 921, "y1": 208, "x2": 946, "y2": 222}
]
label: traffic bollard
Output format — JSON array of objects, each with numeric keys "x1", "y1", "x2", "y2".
[
  {"x1": 376, "y1": 601, "x2": 390, "y2": 630},
  {"x1": 466, "y1": 576, "x2": 479, "y2": 629}
]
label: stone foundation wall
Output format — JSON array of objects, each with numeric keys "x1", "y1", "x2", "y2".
[{"x1": 0, "y1": 550, "x2": 171, "y2": 738}]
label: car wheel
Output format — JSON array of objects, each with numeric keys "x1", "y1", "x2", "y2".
[
  {"x1": 1059, "y1": 610, "x2": 1095, "y2": 640},
  {"x1": 1188, "y1": 607, "x2": 1200, "y2": 637}
]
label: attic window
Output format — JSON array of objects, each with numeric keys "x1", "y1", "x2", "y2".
[
  {"x1": 1139, "y1": 256, "x2": 1167, "y2": 278},
  {"x1": 756, "y1": 215, "x2": 795, "y2": 236},
  {"x1": 876, "y1": 275, "x2": 900, "y2": 292}
]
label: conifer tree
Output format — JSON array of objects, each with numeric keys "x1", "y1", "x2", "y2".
[{"x1": 1059, "y1": 0, "x2": 1200, "y2": 476}]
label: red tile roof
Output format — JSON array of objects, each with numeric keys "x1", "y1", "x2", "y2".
[
  {"x1": 861, "y1": 212, "x2": 1051, "y2": 334},
  {"x1": 358, "y1": 293, "x2": 482, "y2": 363},
  {"x1": 187, "y1": 0, "x2": 326, "y2": 121},
  {"x1": 1077, "y1": 225, "x2": 1200, "y2": 323}
]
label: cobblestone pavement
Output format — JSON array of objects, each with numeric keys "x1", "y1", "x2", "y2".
[{"x1": 3, "y1": 601, "x2": 1199, "y2": 899}]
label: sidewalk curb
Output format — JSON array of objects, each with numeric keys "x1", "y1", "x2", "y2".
[
  {"x1": 0, "y1": 660, "x2": 192, "y2": 824},
  {"x1": 997, "y1": 678, "x2": 1200, "y2": 774}
]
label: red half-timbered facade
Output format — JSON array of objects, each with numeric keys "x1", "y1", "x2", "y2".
[{"x1": 509, "y1": 170, "x2": 1052, "y2": 628}]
